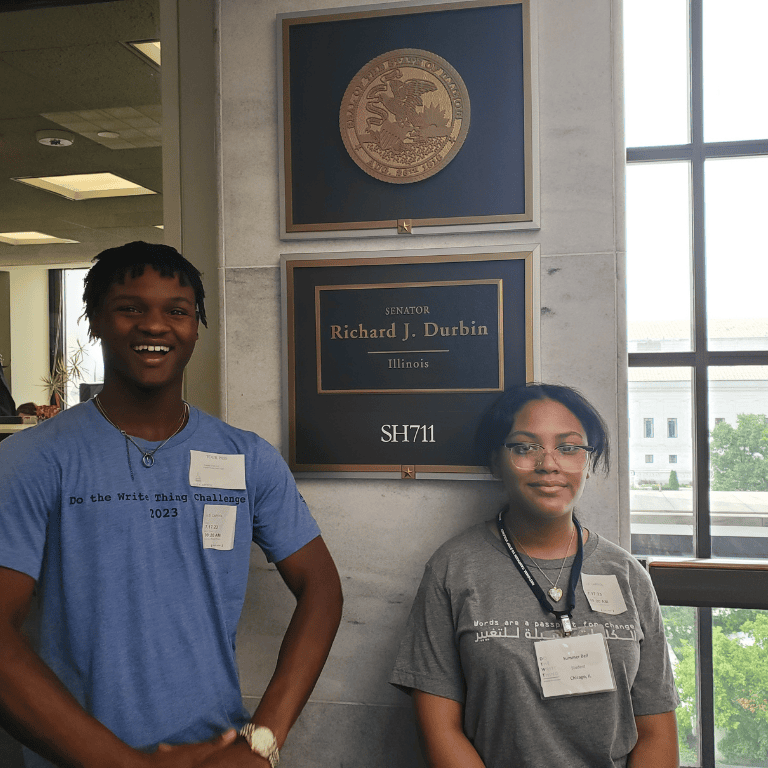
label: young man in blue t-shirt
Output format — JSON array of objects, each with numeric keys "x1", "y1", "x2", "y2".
[{"x1": 0, "y1": 242, "x2": 343, "y2": 768}]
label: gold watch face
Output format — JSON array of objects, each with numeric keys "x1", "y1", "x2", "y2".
[
  {"x1": 339, "y1": 48, "x2": 471, "y2": 184},
  {"x1": 250, "y1": 727, "x2": 275, "y2": 750}
]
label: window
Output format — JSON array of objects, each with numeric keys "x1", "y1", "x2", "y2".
[
  {"x1": 625, "y1": 1, "x2": 768, "y2": 765},
  {"x1": 644, "y1": 418, "x2": 654, "y2": 438},
  {"x1": 50, "y1": 269, "x2": 103, "y2": 409},
  {"x1": 645, "y1": 455, "x2": 653, "y2": 464}
]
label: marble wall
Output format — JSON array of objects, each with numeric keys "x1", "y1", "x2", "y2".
[
  {"x1": 217, "y1": 0, "x2": 626, "y2": 765},
  {"x1": 0, "y1": 0, "x2": 625, "y2": 764}
]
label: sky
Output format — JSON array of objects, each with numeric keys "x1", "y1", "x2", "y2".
[{"x1": 623, "y1": 0, "x2": 768, "y2": 327}]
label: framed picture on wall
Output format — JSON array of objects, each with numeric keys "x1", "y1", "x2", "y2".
[
  {"x1": 277, "y1": 0, "x2": 539, "y2": 239},
  {"x1": 281, "y1": 246, "x2": 540, "y2": 478}
]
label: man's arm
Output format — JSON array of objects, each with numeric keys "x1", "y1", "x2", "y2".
[
  {"x1": 412, "y1": 690, "x2": 486, "y2": 768},
  {"x1": 628, "y1": 711, "x2": 680, "y2": 768},
  {"x1": 195, "y1": 535, "x2": 343, "y2": 767},
  {"x1": 255, "y1": 536, "x2": 343, "y2": 741},
  {"x1": 0, "y1": 566, "x2": 236, "y2": 768}
]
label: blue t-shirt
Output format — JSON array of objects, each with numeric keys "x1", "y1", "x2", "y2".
[{"x1": 0, "y1": 401, "x2": 320, "y2": 765}]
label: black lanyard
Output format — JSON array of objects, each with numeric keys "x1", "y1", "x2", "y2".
[{"x1": 496, "y1": 510, "x2": 584, "y2": 636}]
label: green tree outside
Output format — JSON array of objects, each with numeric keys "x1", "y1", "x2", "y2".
[
  {"x1": 663, "y1": 607, "x2": 768, "y2": 766},
  {"x1": 710, "y1": 415, "x2": 768, "y2": 492},
  {"x1": 661, "y1": 415, "x2": 768, "y2": 763}
]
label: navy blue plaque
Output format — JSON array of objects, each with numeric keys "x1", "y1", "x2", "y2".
[
  {"x1": 279, "y1": 0, "x2": 535, "y2": 236},
  {"x1": 317, "y1": 281, "x2": 503, "y2": 393},
  {"x1": 283, "y1": 250, "x2": 538, "y2": 475}
]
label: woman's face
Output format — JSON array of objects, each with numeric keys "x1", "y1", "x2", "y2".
[{"x1": 494, "y1": 398, "x2": 590, "y2": 524}]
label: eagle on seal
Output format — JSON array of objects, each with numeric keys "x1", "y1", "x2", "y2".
[{"x1": 379, "y1": 78, "x2": 437, "y2": 126}]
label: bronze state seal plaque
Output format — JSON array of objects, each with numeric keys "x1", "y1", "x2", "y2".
[{"x1": 340, "y1": 49, "x2": 470, "y2": 184}]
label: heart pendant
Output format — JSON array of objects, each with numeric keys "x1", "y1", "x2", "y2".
[{"x1": 548, "y1": 587, "x2": 563, "y2": 602}]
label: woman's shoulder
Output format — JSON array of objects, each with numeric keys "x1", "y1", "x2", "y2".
[
  {"x1": 426, "y1": 521, "x2": 497, "y2": 574},
  {"x1": 588, "y1": 531, "x2": 654, "y2": 584}
]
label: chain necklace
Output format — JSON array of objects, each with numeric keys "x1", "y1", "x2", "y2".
[
  {"x1": 94, "y1": 396, "x2": 188, "y2": 478},
  {"x1": 511, "y1": 522, "x2": 576, "y2": 603}
]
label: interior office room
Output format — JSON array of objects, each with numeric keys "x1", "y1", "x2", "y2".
[{"x1": 1, "y1": 0, "x2": 766, "y2": 766}]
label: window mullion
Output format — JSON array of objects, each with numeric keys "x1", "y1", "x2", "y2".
[
  {"x1": 689, "y1": 0, "x2": 703, "y2": 147},
  {"x1": 690, "y1": 4, "x2": 715, "y2": 765},
  {"x1": 689, "y1": 0, "x2": 710, "y2": 562},
  {"x1": 696, "y1": 608, "x2": 715, "y2": 768}
]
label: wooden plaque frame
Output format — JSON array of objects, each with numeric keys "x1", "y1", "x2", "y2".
[
  {"x1": 281, "y1": 246, "x2": 540, "y2": 478},
  {"x1": 278, "y1": 0, "x2": 539, "y2": 239}
]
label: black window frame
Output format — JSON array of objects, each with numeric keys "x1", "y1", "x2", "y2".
[{"x1": 626, "y1": 2, "x2": 768, "y2": 766}]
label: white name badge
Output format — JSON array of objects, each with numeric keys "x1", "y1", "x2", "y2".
[
  {"x1": 189, "y1": 450, "x2": 246, "y2": 490},
  {"x1": 582, "y1": 573, "x2": 628, "y2": 615},
  {"x1": 535, "y1": 632, "x2": 617, "y2": 698},
  {"x1": 202, "y1": 505, "x2": 237, "y2": 550}
]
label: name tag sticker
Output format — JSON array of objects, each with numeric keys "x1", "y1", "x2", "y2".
[
  {"x1": 189, "y1": 450, "x2": 246, "y2": 490},
  {"x1": 202, "y1": 505, "x2": 237, "y2": 550},
  {"x1": 535, "y1": 632, "x2": 617, "y2": 698},
  {"x1": 582, "y1": 573, "x2": 628, "y2": 615}
]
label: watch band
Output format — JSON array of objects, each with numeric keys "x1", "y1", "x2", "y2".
[{"x1": 239, "y1": 724, "x2": 279, "y2": 767}]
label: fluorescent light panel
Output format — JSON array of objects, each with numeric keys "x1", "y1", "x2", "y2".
[
  {"x1": 14, "y1": 173, "x2": 157, "y2": 200},
  {"x1": 0, "y1": 232, "x2": 79, "y2": 245},
  {"x1": 129, "y1": 40, "x2": 161, "y2": 66}
]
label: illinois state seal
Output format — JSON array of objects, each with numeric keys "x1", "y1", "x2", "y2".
[{"x1": 339, "y1": 49, "x2": 470, "y2": 184}]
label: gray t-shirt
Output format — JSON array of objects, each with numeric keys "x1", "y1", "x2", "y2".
[{"x1": 390, "y1": 521, "x2": 678, "y2": 768}]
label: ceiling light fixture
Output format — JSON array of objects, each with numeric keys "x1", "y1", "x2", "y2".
[
  {"x1": 36, "y1": 129, "x2": 74, "y2": 147},
  {"x1": 13, "y1": 172, "x2": 157, "y2": 201},
  {"x1": 0, "y1": 232, "x2": 79, "y2": 245},
  {"x1": 128, "y1": 40, "x2": 161, "y2": 67}
]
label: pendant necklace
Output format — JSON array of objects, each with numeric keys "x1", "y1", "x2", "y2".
[
  {"x1": 94, "y1": 396, "x2": 188, "y2": 479},
  {"x1": 511, "y1": 523, "x2": 576, "y2": 603}
]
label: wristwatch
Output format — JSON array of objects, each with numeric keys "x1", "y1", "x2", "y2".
[{"x1": 239, "y1": 724, "x2": 279, "y2": 767}]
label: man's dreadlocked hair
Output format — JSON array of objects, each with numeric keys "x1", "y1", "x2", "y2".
[{"x1": 83, "y1": 241, "x2": 207, "y2": 333}]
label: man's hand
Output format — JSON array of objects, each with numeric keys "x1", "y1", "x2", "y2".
[
  {"x1": 142, "y1": 729, "x2": 239, "y2": 767},
  {"x1": 193, "y1": 737, "x2": 270, "y2": 767}
]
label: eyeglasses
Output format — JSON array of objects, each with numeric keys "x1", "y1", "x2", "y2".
[{"x1": 502, "y1": 442, "x2": 595, "y2": 471}]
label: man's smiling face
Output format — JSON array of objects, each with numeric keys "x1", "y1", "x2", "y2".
[{"x1": 90, "y1": 266, "x2": 199, "y2": 392}]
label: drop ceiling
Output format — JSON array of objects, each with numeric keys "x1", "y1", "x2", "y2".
[{"x1": 0, "y1": 0, "x2": 164, "y2": 266}]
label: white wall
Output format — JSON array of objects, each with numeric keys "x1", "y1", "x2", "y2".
[
  {"x1": 214, "y1": 0, "x2": 627, "y2": 765},
  {"x1": 7, "y1": 268, "x2": 49, "y2": 407}
]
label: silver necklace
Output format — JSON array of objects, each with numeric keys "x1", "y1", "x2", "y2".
[
  {"x1": 512, "y1": 523, "x2": 576, "y2": 603},
  {"x1": 94, "y1": 396, "x2": 188, "y2": 469}
]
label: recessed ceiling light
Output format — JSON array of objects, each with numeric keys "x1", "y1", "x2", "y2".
[
  {"x1": 13, "y1": 173, "x2": 157, "y2": 200},
  {"x1": 97, "y1": 131, "x2": 121, "y2": 139},
  {"x1": 36, "y1": 130, "x2": 74, "y2": 147},
  {"x1": 129, "y1": 40, "x2": 161, "y2": 66},
  {"x1": 0, "y1": 232, "x2": 79, "y2": 245},
  {"x1": 154, "y1": 225, "x2": 164, "y2": 229}
]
